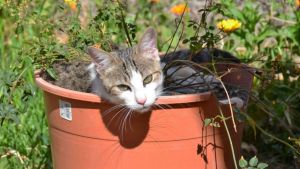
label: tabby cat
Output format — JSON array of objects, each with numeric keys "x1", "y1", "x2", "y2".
[
  {"x1": 50, "y1": 28, "x2": 243, "y2": 113},
  {"x1": 87, "y1": 28, "x2": 163, "y2": 113}
]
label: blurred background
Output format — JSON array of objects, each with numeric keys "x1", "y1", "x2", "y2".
[{"x1": 0, "y1": 0, "x2": 300, "y2": 168}]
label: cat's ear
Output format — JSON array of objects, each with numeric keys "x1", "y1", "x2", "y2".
[
  {"x1": 87, "y1": 47, "x2": 112, "y2": 69},
  {"x1": 138, "y1": 28, "x2": 160, "y2": 61}
]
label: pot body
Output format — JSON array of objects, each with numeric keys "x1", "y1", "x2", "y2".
[{"x1": 35, "y1": 63, "x2": 254, "y2": 169}]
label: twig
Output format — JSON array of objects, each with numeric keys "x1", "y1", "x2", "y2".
[
  {"x1": 217, "y1": 106, "x2": 239, "y2": 169},
  {"x1": 243, "y1": 112, "x2": 300, "y2": 155},
  {"x1": 117, "y1": 0, "x2": 132, "y2": 47},
  {"x1": 216, "y1": 74, "x2": 237, "y2": 132},
  {"x1": 164, "y1": 60, "x2": 239, "y2": 133},
  {"x1": 218, "y1": 68, "x2": 234, "y2": 79},
  {"x1": 164, "y1": 81, "x2": 220, "y2": 91},
  {"x1": 172, "y1": 21, "x2": 185, "y2": 54},
  {"x1": 164, "y1": 3, "x2": 188, "y2": 57},
  {"x1": 250, "y1": 94, "x2": 296, "y2": 136}
]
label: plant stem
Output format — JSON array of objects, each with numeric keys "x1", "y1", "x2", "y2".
[
  {"x1": 217, "y1": 74, "x2": 237, "y2": 132},
  {"x1": 117, "y1": 0, "x2": 132, "y2": 47},
  {"x1": 164, "y1": 2, "x2": 187, "y2": 57},
  {"x1": 217, "y1": 106, "x2": 239, "y2": 169},
  {"x1": 243, "y1": 112, "x2": 300, "y2": 155},
  {"x1": 173, "y1": 21, "x2": 185, "y2": 54}
]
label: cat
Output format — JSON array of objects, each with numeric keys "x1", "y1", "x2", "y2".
[
  {"x1": 87, "y1": 28, "x2": 163, "y2": 113},
  {"x1": 49, "y1": 27, "x2": 244, "y2": 113}
]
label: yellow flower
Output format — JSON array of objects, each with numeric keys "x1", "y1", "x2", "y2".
[
  {"x1": 64, "y1": 0, "x2": 77, "y2": 11},
  {"x1": 296, "y1": 0, "x2": 300, "y2": 8},
  {"x1": 170, "y1": 4, "x2": 190, "y2": 16},
  {"x1": 217, "y1": 19, "x2": 241, "y2": 33}
]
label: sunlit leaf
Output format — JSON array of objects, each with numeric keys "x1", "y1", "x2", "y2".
[
  {"x1": 204, "y1": 118, "x2": 212, "y2": 127},
  {"x1": 239, "y1": 156, "x2": 248, "y2": 168},
  {"x1": 249, "y1": 156, "x2": 258, "y2": 167},
  {"x1": 257, "y1": 163, "x2": 269, "y2": 169}
]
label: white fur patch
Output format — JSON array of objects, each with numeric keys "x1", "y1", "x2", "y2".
[
  {"x1": 87, "y1": 63, "x2": 97, "y2": 80},
  {"x1": 117, "y1": 70, "x2": 162, "y2": 112}
]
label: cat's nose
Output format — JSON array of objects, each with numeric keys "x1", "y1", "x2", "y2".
[{"x1": 136, "y1": 98, "x2": 147, "y2": 105}]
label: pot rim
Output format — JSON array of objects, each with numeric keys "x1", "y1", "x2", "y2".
[{"x1": 34, "y1": 70, "x2": 212, "y2": 104}]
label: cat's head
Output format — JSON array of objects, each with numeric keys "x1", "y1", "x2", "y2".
[{"x1": 87, "y1": 28, "x2": 163, "y2": 113}]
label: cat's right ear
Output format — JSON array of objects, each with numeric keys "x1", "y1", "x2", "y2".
[{"x1": 87, "y1": 47, "x2": 111, "y2": 69}]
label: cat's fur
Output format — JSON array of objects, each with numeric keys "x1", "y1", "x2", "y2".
[
  {"x1": 50, "y1": 61, "x2": 92, "y2": 92},
  {"x1": 86, "y1": 28, "x2": 163, "y2": 113},
  {"x1": 49, "y1": 28, "x2": 244, "y2": 113}
]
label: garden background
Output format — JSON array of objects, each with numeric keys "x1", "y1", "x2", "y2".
[{"x1": 0, "y1": 0, "x2": 300, "y2": 168}]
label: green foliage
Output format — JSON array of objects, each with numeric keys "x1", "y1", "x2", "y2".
[
  {"x1": 0, "y1": 1, "x2": 54, "y2": 168},
  {"x1": 239, "y1": 156, "x2": 268, "y2": 169},
  {"x1": 183, "y1": 5, "x2": 224, "y2": 51},
  {"x1": 1, "y1": 0, "x2": 300, "y2": 168},
  {"x1": 203, "y1": 115, "x2": 231, "y2": 128},
  {"x1": 218, "y1": 0, "x2": 300, "y2": 167}
]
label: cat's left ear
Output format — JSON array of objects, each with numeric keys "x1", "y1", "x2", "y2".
[
  {"x1": 138, "y1": 28, "x2": 160, "y2": 61},
  {"x1": 87, "y1": 46, "x2": 113, "y2": 70}
]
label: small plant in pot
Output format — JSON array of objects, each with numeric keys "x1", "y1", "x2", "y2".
[{"x1": 33, "y1": 1, "x2": 257, "y2": 169}]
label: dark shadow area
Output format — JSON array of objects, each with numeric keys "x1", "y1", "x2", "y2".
[{"x1": 99, "y1": 104, "x2": 152, "y2": 149}]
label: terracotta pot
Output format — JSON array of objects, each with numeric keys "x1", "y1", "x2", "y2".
[{"x1": 35, "y1": 63, "x2": 254, "y2": 169}]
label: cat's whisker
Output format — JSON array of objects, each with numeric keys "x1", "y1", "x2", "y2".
[
  {"x1": 128, "y1": 110, "x2": 134, "y2": 131},
  {"x1": 107, "y1": 107, "x2": 127, "y2": 127},
  {"x1": 153, "y1": 103, "x2": 173, "y2": 111},
  {"x1": 118, "y1": 109, "x2": 131, "y2": 142},
  {"x1": 123, "y1": 110, "x2": 131, "y2": 132},
  {"x1": 152, "y1": 103, "x2": 166, "y2": 111},
  {"x1": 102, "y1": 104, "x2": 126, "y2": 117},
  {"x1": 159, "y1": 103, "x2": 173, "y2": 109}
]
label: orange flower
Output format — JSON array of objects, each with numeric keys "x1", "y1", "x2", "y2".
[
  {"x1": 296, "y1": 0, "x2": 300, "y2": 8},
  {"x1": 64, "y1": 0, "x2": 77, "y2": 11},
  {"x1": 170, "y1": 4, "x2": 190, "y2": 16}
]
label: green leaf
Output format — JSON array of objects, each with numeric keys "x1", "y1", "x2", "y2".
[
  {"x1": 249, "y1": 156, "x2": 258, "y2": 167},
  {"x1": 257, "y1": 163, "x2": 269, "y2": 169},
  {"x1": 204, "y1": 118, "x2": 212, "y2": 127},
  {"x1": 15, "y1": 24, "x2": 24, "y2": 34},
  {"x1": 239, "y1": 156, "x2": 248, "y2": 168},
  {"x1": 46, "y1": 68, "x2": 57, "y2": 80}
]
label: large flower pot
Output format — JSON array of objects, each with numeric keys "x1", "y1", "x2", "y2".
[{"x1": 35, "y1": 63, "x2": 254, "y2": 169}]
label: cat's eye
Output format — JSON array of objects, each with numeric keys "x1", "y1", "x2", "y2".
[
  {"x1": 143, "y1": 74, "x2": 153, "y2": 85},
  {"x1": 117, "y1": 84, "x2": 131, "y2": 91}
]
